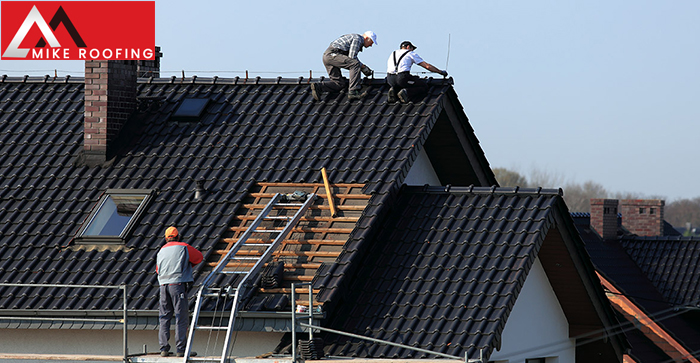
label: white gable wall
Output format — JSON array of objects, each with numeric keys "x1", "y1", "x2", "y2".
[
  {"x1": 489, "y1": 258, "x2": 575, "y2": 363},
  {"x1": 404, "y1": 148, "x2": 440, "y2": 186}
]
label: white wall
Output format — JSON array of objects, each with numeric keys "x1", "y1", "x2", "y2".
[
  {"x1": 0, "y1": 329, "x2": 282, "y2": 361},
  {"x1": 404, "y1": 148, "x2": 440, "y2": 186},
  {"x1": 488, "y1": 258, "x2": 575, "y2": 363}
]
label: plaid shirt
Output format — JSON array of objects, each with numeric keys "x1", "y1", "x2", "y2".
[{"x1": 329, "y1": 33, "x2": 364, "y2": 59}]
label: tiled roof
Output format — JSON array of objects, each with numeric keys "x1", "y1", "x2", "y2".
[
  {"x1": 620, "y1": 236, "x2": 700, "y2": 308},
  {"x1": 322, "y1": 186, "x2": 619, "y2": 359},
  {"x1": 0, "y1": 76, "x2": 494, "y2": 316},
  {"x1": 572, "y1": 214, "x2": 700, "y2": 361}
]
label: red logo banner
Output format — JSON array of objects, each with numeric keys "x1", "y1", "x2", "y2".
[{"x1": 1, "y1": 1, "x2": 155, "y2": 60}]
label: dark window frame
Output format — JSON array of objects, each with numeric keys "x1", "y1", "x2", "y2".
[
  {"x1": 75, "y1": 189, "x2": 154, "y2": 244},
  {"x1": 171, "y1": 97, "x2": 210, "y2": 121}
]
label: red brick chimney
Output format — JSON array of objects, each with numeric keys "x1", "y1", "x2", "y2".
[
  {"x1": 620, "y1": 199, "x2": 665, "y2": 237},
  {"x1": 590, "y1": 199, "x2": 619, "y2": 240},
  {"x1": 83, "y1": 60, "x2": 137, "y2": 165}
]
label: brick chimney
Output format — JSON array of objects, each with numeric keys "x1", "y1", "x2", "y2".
[
  {"x1": 83, "y1": 60, "x2": 137, "y2": 165},
  {"x1": 620, "y1": 199, "x2": 665, "y2": 237},
  {"x1": 590, "y1": 199, "x2": 619, "y2": 240}
]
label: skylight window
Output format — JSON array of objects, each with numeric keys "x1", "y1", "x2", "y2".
[
  {"x1": 172, "y1": 97, "x2": 210, "y2": 121},
  {"x1": 77, "y1": 189, "x2": 153, "y2": 242}
]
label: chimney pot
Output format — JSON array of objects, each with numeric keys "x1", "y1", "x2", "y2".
[{"x1": 590, "y1": 199, "x2": 619, "y2": 240}]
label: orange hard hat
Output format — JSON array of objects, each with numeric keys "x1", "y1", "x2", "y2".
[{"x1": 165, "y1": 226, "x2": 179, "y2": 239}]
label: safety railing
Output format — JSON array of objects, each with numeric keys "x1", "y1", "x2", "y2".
[
  {"x1": 0, "y1": 283, "x2": 130, "y2": 363},
  {"x1": 290, "y1": 282, "x2": 484, "y2": 363}
]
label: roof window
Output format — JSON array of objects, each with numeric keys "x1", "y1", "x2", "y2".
[
  {"x1": 76, "y1": 189, "x2": 153, "y2": 243},
  {"x1": 172, "y1": 97, "x2": 210, "y2": 121}
]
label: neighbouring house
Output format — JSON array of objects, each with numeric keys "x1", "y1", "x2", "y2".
[
  {"x1": 573, "y1": 199, "x2": 700, "y2": 362},
  {"x1": 0, "y1": 56, "x2": 626, "y2": 363}
]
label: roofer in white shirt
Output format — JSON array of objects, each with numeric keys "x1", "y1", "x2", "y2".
[{"x1": 386, "y1": 41, "x2": 447, "y2": 103}]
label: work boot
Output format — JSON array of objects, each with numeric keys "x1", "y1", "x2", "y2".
[
  {"x1": 177, "y1": 351, "x2": 197, "y2": 357},
  {"x1": 347, "y1": 89, "x2": 363, "y2": 100},
  {"x1": 160, "y1": 351, "x2": 171, "y2": 357},
  {"x1": 397, "y1": 89, "x2": 410, "y2": 103},
  {"x1": 387, "y1": 87, "x2": 397, "y2": 103},
  {"x1": 310, "y1": 83, "x2": 321, "y2": 101}
]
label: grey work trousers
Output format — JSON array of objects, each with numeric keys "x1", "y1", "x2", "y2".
[
  {"x1": 320, "y1": 46, "x2": 362, "y2": 92},
  {"x1": 159, "y1": 283, "x2": 189, "y2": 353}
]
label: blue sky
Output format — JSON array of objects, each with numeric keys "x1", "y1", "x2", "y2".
[{"x1": 1, "y1": 0, "x2": 698, "y2": 201}]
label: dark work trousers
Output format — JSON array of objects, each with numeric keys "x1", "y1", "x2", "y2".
[
  {"x1": 320, "y1": 46, "x2": 362, "y2": 93},
  {"x1": 387, "y1": 72, "x2": 429, "y2": 101},
  {"x1": 159, "y1": 283, "x2": 189, "y2": 353}
]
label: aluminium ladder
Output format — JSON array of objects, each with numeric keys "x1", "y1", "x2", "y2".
[{"x1": 184, "y1": 192, "x2": 316, "y2": 363}]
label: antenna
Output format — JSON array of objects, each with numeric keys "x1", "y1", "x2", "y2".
[{"x1": 445, "y1": 33, "x2": 451, "y2": 71}]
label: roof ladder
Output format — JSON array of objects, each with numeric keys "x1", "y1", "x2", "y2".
[{"x1": 183, "y1": 192, "x2": 316, "y2": 363}]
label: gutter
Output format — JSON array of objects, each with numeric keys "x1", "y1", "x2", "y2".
[
  {"x1": 597, "y1": 272, "x2": 699, "y2": 363},
  {"x1": 0, "y1": 310, "x2": 324, "y2": 331}
]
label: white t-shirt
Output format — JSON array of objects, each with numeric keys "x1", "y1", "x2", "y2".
[{"x1": 386, "y1": 49, "x2": 425, "y2": 74}]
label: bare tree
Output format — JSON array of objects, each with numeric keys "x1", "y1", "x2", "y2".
[
  {"x1": 528, "y1": 167, "x2": 567, "y2": 189},
  {"x1": 665, "y1": 198, "x2": 700, "y2": 231},
  {"x1": 563, "y1": 181, "x2": 607, "y2": 213},
  {"x1": 493, "y1": 168, "x2": 528, "y2": 187}
]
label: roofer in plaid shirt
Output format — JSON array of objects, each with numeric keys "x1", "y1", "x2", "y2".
[{"x1": 310, "y1": 31, "x2": 377, "y2": 101}]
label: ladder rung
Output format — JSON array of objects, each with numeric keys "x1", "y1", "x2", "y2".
[
  {"x1": 264, "y1": 216, "x2": 291, "y2": 220},
  {"x1": 196, "y1": 326, "x2": 228, "y2": 331},
  {"x1": 243, "y1": 243, "x2": 273, "y2": 247},
  {"x1": 202, "y1": 293, "x2": 235, "y2": 298},
  {"x1": 254, "y1": 229, "x2": 283, "y2": 233},
  {"x1": 221, "y1": 270, "x2": 250, "y2": 274},
  {"x1": 188, "y1": 357, "x2": 222, "y2": 362},
  {"x1": 276, "y1": 202, "x2": 305, "y2": 207}
]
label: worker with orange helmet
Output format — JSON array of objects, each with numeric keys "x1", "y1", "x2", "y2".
[{"x1": 156, "y1": 226, "x2": 203, "y2": 357}]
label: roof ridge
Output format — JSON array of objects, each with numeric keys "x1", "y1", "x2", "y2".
[
  {"x1": 405, "y1": 184, "x2": 563, "y2": 196},
  {"x1": 0, "y1": 74, "x2": 456, "y2": 86}
]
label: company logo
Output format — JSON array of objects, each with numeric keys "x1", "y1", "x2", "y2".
[{"x1": 1, "y1": 1, "x2": 155, "y2": 60}]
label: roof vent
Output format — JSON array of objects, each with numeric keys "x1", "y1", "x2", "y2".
[
  {"x1": 195, "y1": 179, "x2": 206, "y2": 200},
  {"x1": 172, "y1": 97, "x2": 209, "y2": 121}
]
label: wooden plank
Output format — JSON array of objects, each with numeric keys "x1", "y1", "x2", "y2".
[
  {"x1": 220, "y1": 238, "x2": 346, "y2": 246},
  {"x1": 227, "y1": 226, "x2": 354, "y2": 234},
  {"x1": 231, "y1": 215, "x2": 359, "y2": 223},
  {"x1": 214, "y1": 250, "x2": 340, "y2": 258},
  {"x1": 242, "y1": 204, "x2": 367, "y2": 211},
  {"x1": 249, "y1": 192, "x2": 370, "y2": 200},
  {"x1": 259, "y1": 287, "x2": 320, "y2": 294},
  {"x1": 257, "y1": 182, "x2": 364, "y2": 188},
  {"x1": 206, "y1": 262, "x2": 322, "y2": 269},
  {"x1": 285, "y1": 275, "x2": 314, "y2": 282}
]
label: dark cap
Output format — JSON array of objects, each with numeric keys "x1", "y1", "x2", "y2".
[{"x1": 400, "y1": 41, "x2": 416, "y2": 50}]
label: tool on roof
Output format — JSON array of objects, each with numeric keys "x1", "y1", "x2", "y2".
[
  {"x1": 321, "y1": 168, "x2": 338, "y2": 218},
  {"x1": 183, "y1": 192, "x2": 316, "y2": 363},
  {"x1": 445, "y1": 33, "x2": 451, "y2": 73}
]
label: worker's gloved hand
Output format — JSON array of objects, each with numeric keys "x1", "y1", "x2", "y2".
[
  {"x1": 440, "y1": 70, "x2": 448, "y2": 77},
  {"x1": 361, "y1": 64, "x2": 373, "y2": 77}
]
